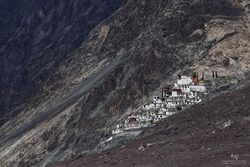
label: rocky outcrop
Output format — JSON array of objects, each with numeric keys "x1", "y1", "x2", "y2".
[{"x1": 0, "y1": 0, "x2": 249, "y2": 166}]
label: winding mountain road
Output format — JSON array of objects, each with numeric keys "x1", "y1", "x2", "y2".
[{"x1": 0, "y1": 56, "x2": 122, "y2": 145}]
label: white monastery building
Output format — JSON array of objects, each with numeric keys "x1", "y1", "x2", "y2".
[{"x1": 112, "y1": 73, "x2": 207, "y2": 135}]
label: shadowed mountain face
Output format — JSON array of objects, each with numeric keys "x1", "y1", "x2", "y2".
[
  {"x1": 0, "y1": 0, "x2": 249, "y2": 166},
  {"x1": 0, "y1": 0, "x2": 124, "y2": 124}
]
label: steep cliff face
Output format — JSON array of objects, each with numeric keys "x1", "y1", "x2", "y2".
[
  {"x1": 0, "y1": 0, "x2": 249, "y2": 166},
  {"x1": 0, "y1": 0, "x2": 124, "y2": 124}
]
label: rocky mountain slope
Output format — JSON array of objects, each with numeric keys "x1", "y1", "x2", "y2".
[
  {"x1": 50, "y1": 76, "x2": 250, "y2": 167},
  {"x1": 0, "y1": 0, "x2": 250, "y2": 166},
  {"x1": 0, "y1": 0, "x2": 124, "y2": 124}
]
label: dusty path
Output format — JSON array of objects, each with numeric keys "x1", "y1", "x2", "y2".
[{"x1": 0, "y1": 56, "x2": 122, "y2": 146}]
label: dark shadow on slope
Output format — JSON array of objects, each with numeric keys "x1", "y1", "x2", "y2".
[{"x1": 190, "y1": 0, "x2": 243, "y2": 16}]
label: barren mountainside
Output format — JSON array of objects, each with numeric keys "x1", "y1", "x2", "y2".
[
  {"x1": 0, "y1": 0, "x2": 250, "y2": 166},
  {"x1": 0, "y1": 0, "x2": 124, "y2": 124},
  {"x1": 50, "y1": 76, "x2": 250, "y2": 167}
]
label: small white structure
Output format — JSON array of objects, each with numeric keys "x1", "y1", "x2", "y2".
[
  {"x1": 112, "y1": 124, "x2": 123, "y2": 134},
  {"x1": 124, "y1": 121, "x2": 142, "y2": 131},
  {"x1": 165, "y1": 111, "x2": 175, "y2": 116},
  {"x1": 137, "y1": 115, "x2": 153, "y2": 122},
  {"x1": 124, "y1": 116, "x2": 142, "y2": 130},
  {"x1": 190, "y1": 85, "x2": 206, "y2": 92},
  {"x1": 179, "y1": 85, "x2": 191, "y2": 93},
  {"x1": 143, "y1": 103, "x2": 155, "y2": 110},
  {"x1": 159, "y1": 107, "x2": 168, "y2": 113},
  {"x1": 153, "y1": 96, "x2": 165, "y2": 103},
  {"x1": 171, "y1": 89, "x2": 182, "y2": 97},
  {"x1": 125, "y1": 115, "x2": 137, "y2": 123},
  {"x1": 143, "y1": 101, "x2": 165, "y2": 110},
  {"x1": 165, "y1": 99, "x2": 178, "y2": 108},
  {"x1": 177, "y1": 76, "x2": 193, "y2": 85}
]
